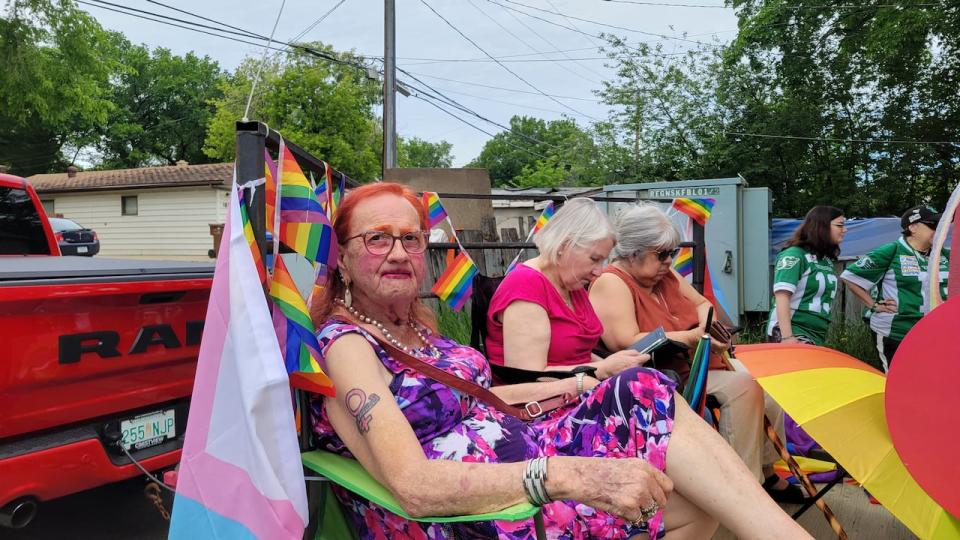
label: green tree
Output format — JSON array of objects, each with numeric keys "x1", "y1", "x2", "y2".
[
  {"x1": 724, "y1": 0, "x2": 960, "y2": 216},
  {"x1": 205, "y1": 45, "x2": 383, "y2": 181},
  {"x1": 398, "y1": 137, "x2": 453, "y2": 168},
  {"x1": 467, "y1": 116, "x2": 600, "y2": 187},
  {"x1": 97, "y1": 42, "x2": 224, "y2": 168},
  {"x1": 0, "y1": 0, "x2": 118, "y2": 175},
  {"x1": 597, "y1": 38, "x2": 733, "y2": 185}
]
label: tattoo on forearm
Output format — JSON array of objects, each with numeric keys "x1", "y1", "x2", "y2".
[{"x1": 345, "y1": 388, "x2": 380, "y2": 434}]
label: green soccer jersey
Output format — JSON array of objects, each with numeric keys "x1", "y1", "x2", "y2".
[
  {"x1": 766, "y1": 246, "x2": 838, "y2": 345},
  {"x1": 840, "y1": 237, "x2": 951, "y2": 341}
]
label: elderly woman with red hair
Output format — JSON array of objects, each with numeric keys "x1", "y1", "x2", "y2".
[{"x1": 308, "y1": 182, "x2": 809, "y2": 540}]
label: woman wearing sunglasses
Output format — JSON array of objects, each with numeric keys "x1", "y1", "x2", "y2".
[
  {"x1": 588, "y1": 204, "x2": 806, "y2": 503},
  {"x1": 485, "y1": 198, "x2": 649, "y2": 386}
]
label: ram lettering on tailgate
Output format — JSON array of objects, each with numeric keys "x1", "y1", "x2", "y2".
[{"x1": 58, "y1": 321, "x2": 205, "y2": 364}]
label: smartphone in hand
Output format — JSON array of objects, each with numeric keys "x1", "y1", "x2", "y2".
[{"x1": 628, "y1": 327, "x2": 669, "y2": 354}]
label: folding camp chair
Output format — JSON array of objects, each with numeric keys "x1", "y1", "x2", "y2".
[{"x1": 293, "y1": 386, "x2": 548, "y2": 540}]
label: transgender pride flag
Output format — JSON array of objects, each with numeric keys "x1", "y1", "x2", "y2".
[{"x1": 168, "y1": 174, "x2": 307, "y2": 539}]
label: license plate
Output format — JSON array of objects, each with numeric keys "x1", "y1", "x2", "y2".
[
  {"x1": 77, "y1": 246, "x2": 88, "y2": 253},
  {"x1": 120, "y1": 409, "x2": 176, "y2": 451}
]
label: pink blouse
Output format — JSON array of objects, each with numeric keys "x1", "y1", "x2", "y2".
[{"x1": 485, "y1": 263, "x2": 603, "y2": 367}]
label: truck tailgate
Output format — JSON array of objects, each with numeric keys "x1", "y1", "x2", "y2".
[{"x1": 1, "y1": 258, "x2": 213, "y2": 439}]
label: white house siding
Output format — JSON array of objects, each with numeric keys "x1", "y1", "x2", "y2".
[
  {"x1": 494, "y1": 206, "x2": 537, "y2": 238},
  {"x1": 48, "y1": 187, "x2": 223, "y2": 261}
]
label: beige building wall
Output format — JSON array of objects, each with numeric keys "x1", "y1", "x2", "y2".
[
  {"x1": 43, "y1": 186, "x2": 225, "y2": 261},
  {"x1": 494, "y1": 206, "x2": 537, "y2": 237},
  {"x1": 385, "y1": 168, "x2": 493, "y2": 230}
]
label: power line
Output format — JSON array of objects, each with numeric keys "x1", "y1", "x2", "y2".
[
  {"x1": 144, "y1": 0, "x2": 271, "y2": 39},
  {"x1": 401, "y1": 71, "x2": 603, "y2": 102},
  {"x1": 398, "y1": 73, "x2": 571, "y2": 152},
  {"x1": 485, "y1": 0, "x2": 687, "y2": 57},
  {"x1": 78, "y1": 1, "x2": 290, "y2": 53},
  {"x1": 599, "y1": 0, "x2": 940, "y2": 7},
  {"x1": 81, "y1": 0, "x2": 600, "y2": 162},
  {"x1": 83, "y1": 0, "x2": 583, "y2": 154},
  {"x1": 496, "y1": 0, "x2": 723, "y2": 49},
  {"x1": 410, "y1": 93, "x2": 555, "y2": 162},
  {"x1": 417, "y1": 0, "x2": 600, "y2": 121},
  {"x1": 408, "y1": 72, "x2": 604, "y2": 101},
  {"x1": 280, "y1": 0, "x2": 349, "y2": 51},
  {"x1": 492, "y1": 0, "x2": 605, "y2": 82},
  {"x1": 464, "y1": 0, "x2": 599, "y2": 85},
  {"x1": 87, "y1": 0, "x2": 269, "y2": 41},
  {"x1": 427, "y1": 85, "x2": 579, "y2": 115},
  {"x1": 401, "y1": 56, "x2": 612, "y2": 65},
  {"x1": 724, "y1": 131, "x2": 960, "y2": 146}
]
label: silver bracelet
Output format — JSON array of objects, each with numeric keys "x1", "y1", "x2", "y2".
[
  {"x1": 575, "y1": 372, "x2": 585, "y2": 394},
  {"x1": 522, "y1": 457, "x2": 551, "y2": 506}
]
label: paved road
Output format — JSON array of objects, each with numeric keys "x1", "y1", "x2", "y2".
[{"x1": 4, "y1": 478, "x2": 170, "y2": 540}]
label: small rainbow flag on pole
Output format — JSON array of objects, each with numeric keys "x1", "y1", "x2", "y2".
[
  {"x1": 422, "y1": 191, "x2": 448, "y2": 229},
  {"x1": 673, "y1": 247, "x2": 694, "y2": 277},
  {"x1": 269, "y1": 255, "x2": 335, "y2": 396},
  {"x1": 671, "y1": 198, "x2": 715, "y2": 226},
  {"x1": 533, "y1": 201, "x2": 555, "y2": 233},
  {"x1": 431, "y1": 250, "x2": 478, "y2": 311},
  {"x1": 264, "y1": 149, "x2": 278, "y2": 237},
  {"x1": 314, "y1": 165, "x2": 329, "y2": 210},
  {"x1": 278, "y1": 144, "x2": 337, "y2": 266},
  {"x1": 238, "y1": 188, "x2": 266, "y2": 284},
  {"x1": 328, "y1": 171, "x2": 344, "y2": 221}
]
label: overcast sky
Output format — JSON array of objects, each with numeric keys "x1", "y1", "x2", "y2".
[{"x1": 82, "y1": 0, "x2": 738, "y2": 166}]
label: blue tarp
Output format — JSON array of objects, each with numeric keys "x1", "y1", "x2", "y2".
[{"x1": 770, "y1": 217, "x2": 952, "y2": 263}]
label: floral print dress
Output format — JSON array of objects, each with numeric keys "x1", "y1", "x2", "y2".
[{"x1": 311, "y1": 320, "x2": 677, "y2": 540}]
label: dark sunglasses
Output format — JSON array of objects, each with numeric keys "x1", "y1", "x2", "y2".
[
  {"x1": 344, "y1": 230, "x2": 428, "y2": 255},
  {"x1": 652, "y1": 248, "x2": 680, "y2": 262}
]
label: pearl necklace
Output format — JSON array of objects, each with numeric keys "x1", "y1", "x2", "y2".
[{"x1": 335, "y1": 298, "x2": 441, "y2": 359}]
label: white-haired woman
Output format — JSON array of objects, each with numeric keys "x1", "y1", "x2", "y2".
[
  {"x1": 485, "y1": 198, "x2": 648, "y2": 382},
  {"x1": 588, "y1": 204, "x2": 806, "y2": 503}
]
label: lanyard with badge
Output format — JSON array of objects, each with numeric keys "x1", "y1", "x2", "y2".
[{"x1": 903, "y1": 241, "x2": 933, "y2": 310}]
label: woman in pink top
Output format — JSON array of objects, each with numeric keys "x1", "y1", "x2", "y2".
[{"x1": 486, "y1": 198, "x2": 649, "y2": 388}]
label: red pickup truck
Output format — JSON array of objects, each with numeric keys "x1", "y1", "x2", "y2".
[{"x1": 0, "y1": 173, "x2": 213, "y2": 529}]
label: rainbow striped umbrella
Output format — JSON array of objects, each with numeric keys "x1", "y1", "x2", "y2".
[
  {"x1": 736, "y1": 343, "x2": 960, "y2": 539},
  {"x1": 682, "y1": 333, "x2": 710, "y2": 415}
]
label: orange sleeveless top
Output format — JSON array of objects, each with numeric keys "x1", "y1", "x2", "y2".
[{"x1": 601, "y1": 265, "x2": 725, "y2": 383}]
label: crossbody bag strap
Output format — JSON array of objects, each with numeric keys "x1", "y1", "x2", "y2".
[{"x1": 373, "y1": 336, "x2": 572, "y2": 422}]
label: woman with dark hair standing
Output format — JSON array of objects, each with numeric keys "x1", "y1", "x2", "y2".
[{"x1": 766, "y1": 206, "x2": 847, "y2": 345}]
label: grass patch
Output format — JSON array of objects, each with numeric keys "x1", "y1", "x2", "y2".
[
  {"x1": 736, "y1": 312, "x2": 881, "y2": 370},
  {"x1": 825, "y1": 314, "x2": 881, "y2": 371},
  {"x1": 436, "y1": 302, "x2": 474, "y2": 346}
]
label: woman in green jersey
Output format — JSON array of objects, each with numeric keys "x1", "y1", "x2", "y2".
[
  {"x1": 766, "y1": 206, "x2": 847, "y2": 345},
  {"x1": 840, "y1": 205, "x2": 948, "y2": 371}
]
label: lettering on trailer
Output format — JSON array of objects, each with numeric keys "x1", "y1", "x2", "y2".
[
  {"x1": 647, "y1": 187, "x2": 721, "y2": 198},
  {"x1": 58, "y1": 320, "x2": 205, "y2": 364}
]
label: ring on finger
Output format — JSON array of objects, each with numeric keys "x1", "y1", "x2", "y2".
[{"x1": 631, "y1": 502, "x2": 660, "y2": 525}]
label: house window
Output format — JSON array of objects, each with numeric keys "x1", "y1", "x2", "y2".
[
  {"x1": 122, "y1": 195, "x2": 138, "y2": 216},
  {"x1": 40, "y1": 199, "x2": 55, "y2": 216}
]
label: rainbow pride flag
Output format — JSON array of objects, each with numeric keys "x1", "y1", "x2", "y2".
[
  {"x1": 422, "y1": 191, "x2": 448, "y2": 228},
  {"x1": 314, "y1": 165, "x2": 328, "y2": 210},
  {"x1": 672, "y1": 198, "x2": 715, "y2": 226},
  {"x1": 533, "y1": 201, "x2": 555, "y2": 233},
  {"x1": 278, "y1": 145, "x2": 337, "y2": 266},
  {"x1": 673, "y1": 247, "x2": 694, "y2": 277},
  {"x1": 328, "y1": 171, "x2": 344, "y2": 221},
  {"x1": 264, "y1": 149, "x2": 278, "y2": 237},
  {"x1": 238, "y1": 188, "x2": 266, "y2": 284},
  {"x1": 431, "y1": 251, "x2": 478, "y2": 311},
  {"x1": 269, "y1": 255, "x2": 334, "y2": 396}
]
